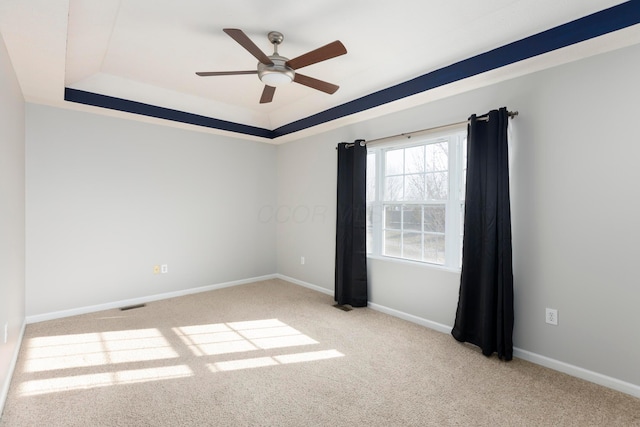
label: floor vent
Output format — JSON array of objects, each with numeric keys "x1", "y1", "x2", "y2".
[
  {"x1": 119, "y1": 303, "x2": 146, "y2": 311},
  {"x1": 333, "y1": 304, "x2": 353, "y2": 312}
]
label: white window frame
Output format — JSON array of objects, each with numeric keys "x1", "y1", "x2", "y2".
[{"x1": 366, "y1": 126, "x2": 467, "y2": 270}]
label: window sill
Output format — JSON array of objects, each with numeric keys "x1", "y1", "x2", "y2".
[{"x1": 366, "y1": 254, "x2": 461, "y2": 274}]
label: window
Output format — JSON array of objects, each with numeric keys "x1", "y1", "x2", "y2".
[{"x1": 366, "y1": 127, "x2": 467, "y2": 269}]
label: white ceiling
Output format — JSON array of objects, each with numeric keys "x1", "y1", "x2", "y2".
[{"x1": 1, "y1": 0, "x2": 639, "y2": 143}]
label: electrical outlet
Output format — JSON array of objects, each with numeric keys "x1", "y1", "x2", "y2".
[
  {"x1": 153, "y1": 265, "x2": 160, "y2": 274},
  {"x1": 161, "y1": 264, "x2": 168, "y2": 274},
  {"x1": 300, "y1": 256, "x2": 305, "y2": 265},
  {"x1": 546, "y1": 308, "x2": 558, "y2": 325}
]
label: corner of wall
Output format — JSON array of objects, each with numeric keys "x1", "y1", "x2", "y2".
[{"x1": 0, "y1": 320, "x2": 26, "y2": 419}]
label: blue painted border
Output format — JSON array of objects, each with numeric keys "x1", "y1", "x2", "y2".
[
  {"x1": 64, "y1": 0, "x2": 640, "y2": 139},
  {"x1": 64, "y1": 88, "x2": 273, "y2": 139}
]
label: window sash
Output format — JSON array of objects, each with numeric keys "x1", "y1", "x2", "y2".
[{"x1": 366, "y1": 129, "x2": 466, "y2": 269}]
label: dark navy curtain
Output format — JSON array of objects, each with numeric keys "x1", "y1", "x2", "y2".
[
  {"x1": 335, "y1": 140, "x2": 368, "y2": 307},
  {"x1": 452, "y1": 107, "x2": 514, "y2": 360}
]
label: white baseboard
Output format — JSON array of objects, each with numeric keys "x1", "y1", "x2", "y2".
[
  {"x1": 367, "y1": 302, "x2": 453, "y2": 335},
  {"x1": 275, "y1": 274, "x2": 333, "y2": 296},
  {"x1": 279, "y1": 275, "x2": 640, "y2": 399},
  {"x1": 275, "y1": 274, "x2": 453, "y2": 334},
  {"x1": 1, "y1": 320, "x2": 26, "y2": 418},
  {"x1": 26, "y1": 274, "x2": 278, "y2": 324},
  {"x1": 512, "y1": 348, "x2": 640, "y2": 398}
]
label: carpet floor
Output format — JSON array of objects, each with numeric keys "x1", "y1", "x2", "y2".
[{"x1": 1, "y1": 279, "x2": 639, "y2": 426}]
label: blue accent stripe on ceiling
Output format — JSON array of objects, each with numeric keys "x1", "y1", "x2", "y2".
[
  {"x1": 272, "y1": 0, "x2": 640, "y2": 137},
  {"x1": 64, "y1": 88, "x2": 273, "y2": 139},
  {"x1": 64, "y1": 0, "x2": 640, "y2": 140}
]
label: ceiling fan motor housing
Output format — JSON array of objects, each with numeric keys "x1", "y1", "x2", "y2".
[{"x1": 258, "y1": 55, "x2": 295, "y2": 86}]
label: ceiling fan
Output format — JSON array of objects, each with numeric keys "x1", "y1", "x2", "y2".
[{"x1": 196, "y1": 28, "x2": 347, "y2": 104}]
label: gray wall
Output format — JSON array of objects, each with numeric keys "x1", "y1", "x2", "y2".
[
  {"x1": 276, "y1": 43, "x2": 640, "y2": 388},
  {"x1": 0, "y1": 33, "x2": 25, "y2": 410},
  {"x1": 25, "y1": 105, "x2": 277, "y2": 316}
]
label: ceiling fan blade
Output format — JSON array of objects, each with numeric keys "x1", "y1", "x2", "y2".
[
  {"x1": 196, "y1": 70, "x2": 258, "y2": 77},
  {"x1": 286, "y1": 40, "x2": 347, "y2": 70},
  {"x1": 293, "y1": 73, "x2": 339, "y2": 94},
  {"x1": 260, "y1": 85, "x2": 276, "y2": 103},
  {"x1": 223, "y1": 28, "x2": 273, "y2": 65}
]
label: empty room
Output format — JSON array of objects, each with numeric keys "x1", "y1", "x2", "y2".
[{"x1": 1, "y1": 1, "x2": 640, "y2": 425}]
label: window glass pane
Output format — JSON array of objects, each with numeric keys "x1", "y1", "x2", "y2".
[
  {"x1": 385, "y1": 176, "x2": 403, "y2": 201},
  {"x1": 404, "y1": 146, "x2": 424, "y2": 174},
  {"x1": 383, "y1": 230, "x2": 401, "y2": 257},
  {"x1": 402, "y1": 232, "x2": 422, "y2": 261},
  {"x1": 424, "y1": 234, "x2": 445, "y2": 264},
  {"x1": 424, "y1": 205, "x2": 446, "y2": 233},
  {"x1": 402, "y1": 205, "x2": 422, "y2": 231},
  {"x1": 426, "y1": 141, "x2": 448, "y2": 172},
  {"x1": 366, "y1": 152, "x2": 376, "y2": 202},
  {"x1": 426, "y1": 172, "x2": 448, "y2": 199},
  {"x1": 385, "y1": 149, "x2": 403, "y2": 176},
  {"x1": 384, "y1": 205, "x2": 402, "y2": 230},
  {"x1": 404, "y1": 174, "x2": 424, "y2": 201}
]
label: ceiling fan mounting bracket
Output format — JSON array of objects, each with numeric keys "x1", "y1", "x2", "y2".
[{"x1": 267, "y1": 31, "x2": 284, "y2": 46}]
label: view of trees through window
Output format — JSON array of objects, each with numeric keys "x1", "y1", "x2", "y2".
[{"x1": 366, "y1": 129, "x2": 466, "y2": 268}]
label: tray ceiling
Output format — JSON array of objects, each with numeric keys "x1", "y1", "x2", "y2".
[{"x1": 1, "y1": 0, "x2": 639, "y2": 142}]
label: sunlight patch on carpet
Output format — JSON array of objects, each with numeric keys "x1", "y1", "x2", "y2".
[
  {"x1": 173, "y1": 319, "x2": 318, "y2": 356},
  {"x1": 19, "y1": 365, "x2": 193, "y2": 396},
  {"x1": 23, "y1": 329, "x2": 179, "y2": 373},
  {"x1": 210, "y1": 350, "x2": 345, "y2": 372},
  {"x1": 15, "y1": 318, "x2": 343, "y2": 398}
]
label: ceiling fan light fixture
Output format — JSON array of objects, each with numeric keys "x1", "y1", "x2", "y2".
[
  {"x1": 260, "y1": 70, "x2": 294, "y2": 86},
  {"x1": 258, "y1": 56, "x2": 295, "y2": 87}
]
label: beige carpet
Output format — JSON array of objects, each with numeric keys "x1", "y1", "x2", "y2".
[{"x1": 1, "y1": 279, "x2": 639, "y2": 426}]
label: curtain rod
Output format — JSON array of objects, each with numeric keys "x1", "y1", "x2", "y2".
[{"x1": 340, "y1": 111, "x2": 518, "y2": 149}]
